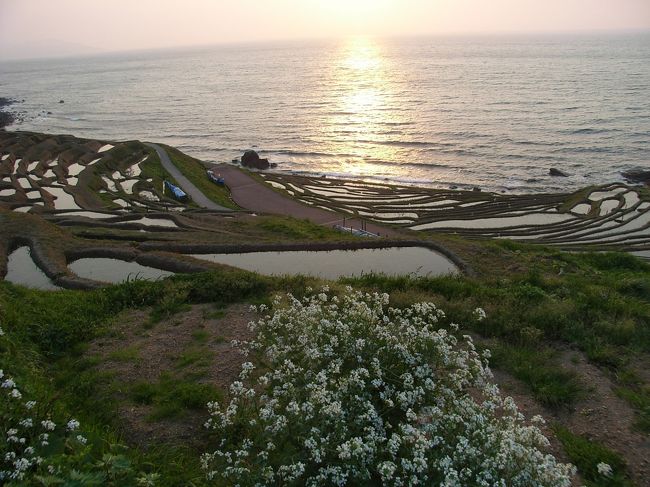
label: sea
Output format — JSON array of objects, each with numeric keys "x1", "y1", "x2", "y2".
[{"x1": 1, "y1": 33, "x2": 649, "y2": 194}]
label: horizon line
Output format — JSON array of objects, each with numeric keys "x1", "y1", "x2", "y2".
[{"x1": 1, "y1": 27, "x2": 649, "y2": 63}]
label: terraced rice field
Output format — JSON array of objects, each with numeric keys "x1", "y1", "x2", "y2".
[
  {"x1": 259, "y1": 173, "x2": 650, "y2": 254},
  {"x1": 0, "y1": 134, "x2": 184, "y2": 215}
]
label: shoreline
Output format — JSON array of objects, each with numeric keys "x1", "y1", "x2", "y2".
[{"x1": 2, "y1": 130, "x2": 648, "y2": 260}]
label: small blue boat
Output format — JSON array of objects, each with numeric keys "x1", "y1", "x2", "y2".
[
  {"x1": 164, "y1": 180, "x2": 188, "y2": 201},
  {"x1": 207, "y1": 170, "x2": 225, "y2": 185}
]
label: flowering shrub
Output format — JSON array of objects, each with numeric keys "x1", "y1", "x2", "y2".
[
  {"x1": 202, "y1": 289, "x2": 576, "y2": 486},
  {"x1": 0, "y1": 326, "x2": 158, "y2": 486}
]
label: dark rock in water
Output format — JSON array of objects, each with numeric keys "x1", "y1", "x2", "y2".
[
  {"x1": 231, "y1": 158, "x2": 239, "y2": 163},
  {"x1": 241, "y1": 149, "x2": 270, "y2": 170},
  {"x1": 0, "y1": 112, "x2": 14, "y2": 129},
  {"x1": 472, "y1": 187, "x2": 481, "y2": 192},
  {"x1": 0, "y1": 97, "x2": 17, "y2": 129},
  {"x1": 270, "y1": 162, "x2": 278, "y2": 168},
  {"x1": 47, "y1": 111, "x2": 52, "y2": 115},
  {"x1": 59, "y1": 100, "x2": 64, "y2": 104},
  {"x1": 549, "y1": 168, "x2": 569, "y2": 177},
  {"x1": 622, "y1": 169, "x2": 650, "y2": 184},
  {"x1": 450, "y1": 185, "x2": 458, "y2": 190}
]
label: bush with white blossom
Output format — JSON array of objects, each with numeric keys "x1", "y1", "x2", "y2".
[{"x1": 201, "y1": 289, "x2": 576, "y2": 486}]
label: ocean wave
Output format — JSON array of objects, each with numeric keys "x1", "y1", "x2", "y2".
[{"x1": 564, "y1": 128, "x2": 617, "y2": 135}]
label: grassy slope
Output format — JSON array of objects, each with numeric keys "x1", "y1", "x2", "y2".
[
  {"x1": 2, "y1": 227, "x2": 649, "y2": 485},
  {"x1": 161, "y1": 145, "x2": 238, "y2": 210}
]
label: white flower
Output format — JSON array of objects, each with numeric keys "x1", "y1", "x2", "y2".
[
  {"x1": 66, "y1": 419, "x2": 80, "y2": 431},
  {"x1": 0, "y1": 326, "x2": 4, "y2": 335},
  {"x1": 200, "y1": 290, "x2": 575, "y2": 486},
  {"x1": 76, "y1": 435, "x2": 87, "y2": 444},
  {"x1": 25, "y1": 401, "x2": 36, "y2": 410},
  {"x1": 41, "y1": 420, "x2": 56, "y2": 431},
  {"x1": 2, "y1": 378, "x2": 16, "y2": 388},
  {"x1": 597, "y1": 462, "x2": 613, "y2": 477},
  {"x1": 474, "y1": 307, "x2": 487, "y2": 321},
  {"x1": 10, "y1": 389, "x2": 22, "y2": 399}
]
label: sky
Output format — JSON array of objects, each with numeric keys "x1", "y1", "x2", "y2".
[{"x1": 1, "y1": 0, "x2": 649, "y2": 60}]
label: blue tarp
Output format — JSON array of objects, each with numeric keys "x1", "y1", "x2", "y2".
[
  {"x1": 164, "y1": 180, "x2": 187, "y2": 200},
  {"x1": 207, "y1": 170, "x2": 225, "y2": 185}
]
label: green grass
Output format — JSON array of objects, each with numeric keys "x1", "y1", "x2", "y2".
[
  {"x1": 489, "y1": 343, "x2": 582, "y2": 408},
  {"x1": 2, "y1": 241, "x2": 650, "y2": 484},
  {"x1": 174, "y1": 346, "x2": 213, "y2": 369},
  {"x1": 616, "y1": 384, "x2": 650, "y2": 433},
  {"x1": 554, "y1": 425, "x2": 632, "y2": 486},
  {"x1": 162, "y1": 144, "x2": 238, "y2": 209},
  {"x1": 203, "y1": 308, "x2": 226, "y2": 320},
  {"x1": 140, "y1": 149, "x2": 191, "y2": 206},
  {"x1": 130, "y1": 374, "x2": 222, "y2": 421},
  {"x1": 257, "y1": 217, "x2": 345, "y2": 240},
  {"x1": 342, "y1": 250, "x2": 650, "y2": 415},
  {"x1": 191, "y1": 329, "x2": 211, "y2": 343},
  {"x1": 108, "y1": 345, "x2": 141, "y2": 362}
]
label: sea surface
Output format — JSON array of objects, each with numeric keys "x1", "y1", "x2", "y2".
[{"x1": 1, "y1": 33, "x2": 649, "y2": 193}]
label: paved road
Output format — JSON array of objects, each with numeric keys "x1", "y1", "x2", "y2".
[
  {"x1": 214, "y1": 164, "x2": 401, "y2": 237},
  {"x1": 145, "y1": 143, "x2": 232, "y2": 212}
]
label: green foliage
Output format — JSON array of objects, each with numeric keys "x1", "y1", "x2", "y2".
[
  {"x1": 108, "y1": 346, "x2": 141, "y2": 362},
  {"x1": 0, "y1": 327, "x2": 153, "y2": 486},
  {"x1": 489, "y1": 344, "x2": 582, "y2": 408},
  {"x1": 615, "y1": 386, "x2": 650, "y2": 433},
  {"x1": 163, "y1": 145, "x2": 237, "y2": 209},
  {"x1": 554, "y1": 425, "x2": 632, "y2": 486},
  {"x1": 129, "y1": 375, "x2": 221, "y2": 421},
  {"x1": 257, "y1": 217, "x2": 341, "y2": 240},
  {"x1": 175, "y1": 347, "x2": 213, "y2": 369},
  {"x1": 191, "y1": 329, "x2": 211, "y2": 343}
]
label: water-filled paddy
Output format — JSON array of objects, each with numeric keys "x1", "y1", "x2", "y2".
[
  {"x1": 188, "y1": 246, "x2": 458, "y2": 279},
  {"x1": 4, "y1": 246, "x2": 61, "y2": 290},
  {"x1": 68, "y1": 258, "x2": 174, "y2": 283},
  {"x1": 411, "y1": 213, "x2": 575, "y2": 230}
]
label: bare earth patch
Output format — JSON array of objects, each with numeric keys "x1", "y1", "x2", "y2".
[{"x1": 86, "y1": 303, "x2": 256, "y2": 448}]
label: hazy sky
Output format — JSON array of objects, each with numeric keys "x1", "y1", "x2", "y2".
[{"x1": 1, "y1": 0, "x2": 649, "y2": 60}]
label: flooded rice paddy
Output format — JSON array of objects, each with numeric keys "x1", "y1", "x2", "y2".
[
  {"x1": 68, "y1": 258, "x2": 174, "y2": 284},
  {"x1": 188, "y1": 247, "x2": 458, "y2": 279},
  {"x1": 4, "y1": 246, "x2": 61, "y2": 290}
]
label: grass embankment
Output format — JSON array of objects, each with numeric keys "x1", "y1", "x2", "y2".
[
  {"x1": 1, "y1": 268, "x2": 304, "y2": 483},
  {"x1": 1, "y1": 243, "x2": 648, "y2": 485},
  {"x1": 344, "y1": 245, "x2": 650, "y2": 419},
  {"x1": 161, "y1": 145, "x2": 238, "y2": 210}
]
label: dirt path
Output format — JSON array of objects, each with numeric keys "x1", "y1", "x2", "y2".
[
  {"x1": 214, "y1": 164, "x2": 402, "y2": 237},
  {"x1": 145, "y1": 143, "x2": 232, "y2": 212}
]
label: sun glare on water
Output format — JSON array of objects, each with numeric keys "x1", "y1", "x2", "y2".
[{"x1": 321, "y1": 36, "x2": 406, "y2": 178}]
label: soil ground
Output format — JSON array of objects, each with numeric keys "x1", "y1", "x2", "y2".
[{"x1": 85, "y1": 303, "x2": 256, "y2": 447}]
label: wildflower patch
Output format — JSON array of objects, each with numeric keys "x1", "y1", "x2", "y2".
[{"x1": 202, "y1": 289, "x2": 576, "y2": 486}]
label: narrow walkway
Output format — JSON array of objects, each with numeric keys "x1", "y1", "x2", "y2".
[
  {"x1": 145, "y1": 143, "x2": 232, "y2": 212},
  {"x1": 214, "y1": 164, "x2": 401, "y2": 237}
]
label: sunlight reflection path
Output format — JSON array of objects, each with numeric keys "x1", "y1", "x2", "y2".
[{"x1": 324, "y1": 37, "x2": 406, "y2": 178}]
